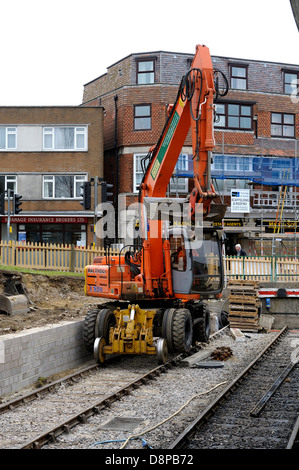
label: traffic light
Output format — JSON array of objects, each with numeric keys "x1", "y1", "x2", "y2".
[
  {"x1": 101, "y1": 181, "x2": 113, "y2": 203},
  {"x1": 13, "y1": 193, "x2": 22, "y2": 215},
  {"x1": 80, "y1": 181, "x2": 92, "y2": 210},
  {"x1": 0, "y1": 192, "x2": 5, "y2": 215}
]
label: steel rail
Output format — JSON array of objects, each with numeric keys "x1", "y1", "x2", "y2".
[
  {"x1": 1, "y1": 326, "x2": 228, "y2": 416},
  {"x1": 0, "y1": 362, "x2": 100, "y2": 415},
  {"x1": 250, "y1": 360, "x2": 297, "y2": 417},
  {"x1": 18, "y1": 327, "x2": 228, "y2": 449},
  {"x1": 20, "y1": 354, "x2": 183, "y2": 449},
  {"x1": 286, "y1": 415, "x2": 299, "y2": 449},
  {"x1": 167, "y1": 326, "x2": 288, "y2": 449}
]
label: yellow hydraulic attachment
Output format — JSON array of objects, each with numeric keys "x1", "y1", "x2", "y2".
[{"x1": 93, "y1": 304, "x2": 168, "y2": 364}]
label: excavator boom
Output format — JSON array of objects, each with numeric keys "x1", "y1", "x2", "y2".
[
  {"x1": 137, "y1": 45, "x2": 226, "y2": 288},
  {"x1": 140, "y1": 45, "x2": 217, "y2": 210}
]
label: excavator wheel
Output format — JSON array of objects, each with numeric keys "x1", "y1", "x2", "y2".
[
  {"x1": 83, "y1": 309, "x2": 100, "y2": 352},
  {"x1": 94, "y1": 336, "x2": 106, "y2": 364},
  {"x1": 156, "y1": 337, "x2": 168, "y2": 365},
  {"x1": 172, "y1": 308, "x2": 193, "y2": 353},
  {"x1": 161, "y1": 308, "x2": 176, "y2": 353},
  {"x1": 96, "y1": 308, "x2": 116, "y2": 343},
  {"x1": 193, "y1": 303, "x2": 211, "y2": 343}
]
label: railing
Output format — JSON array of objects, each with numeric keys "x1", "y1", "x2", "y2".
[
  {"x1": 0, "y1": 241, "x2": 298, "y2": 282},
  {"x1": 225, "y1": 256, "x2": 299, "y2": 282},
  {"x1": 0, "y1": 241, "x2": 119, "y2": 274},
  {"x1": 253, "y1": 190, "x2": 299, "y2": 208}
]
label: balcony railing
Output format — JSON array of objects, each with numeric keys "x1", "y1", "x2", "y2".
[{"x1": 253, "y1": 190, "x2": 299, "y2": 208}]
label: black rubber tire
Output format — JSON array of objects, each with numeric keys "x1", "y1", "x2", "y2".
[
  {"x1": 83, "y1": 309, "x2": 99, "y2": 352},
  {"x1": 193, "y1": 304, "x2": 210, "y2": 343},
  {"x1": 97, "y1": 308, "x2": 116, "y2": 343},
  {"x1": 172, "y1": 308, "x2": 193, "y2": 353},
  {"x1": 161, "y1": 308, "x2": 176, "y2": 353}
]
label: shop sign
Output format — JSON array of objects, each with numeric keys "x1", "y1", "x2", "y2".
[
  {"x1": 231, "y1": 189, "x2": 250, "y2": 213},
  {"x1": 1, "y1": 216, "x2": 88, "y2": 224},
  {"x1": 256, "y1": 220, "x2": 298, "y2": 230},
  {"x1": 213, "y1": 219, "x2": 243, "y2": 227}
]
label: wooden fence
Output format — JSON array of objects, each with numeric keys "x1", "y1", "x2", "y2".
[
  {"x1": 0, "y1": 241, "x2": 298, "y2": 282},
  {"x1": 225, "y1": 256, "x2": 299, "y2": 282},
  {"x1": 0, "y1": 241, "x2": 118, "y2": 274}
]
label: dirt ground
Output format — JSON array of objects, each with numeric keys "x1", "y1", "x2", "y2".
[{"x1": 0, "y1": 270, "x2": 105, "y2": 335}]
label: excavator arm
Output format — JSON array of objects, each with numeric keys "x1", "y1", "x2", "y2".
[{"x1": 139, "y1": 45, "x2": 218, "y2": 217}]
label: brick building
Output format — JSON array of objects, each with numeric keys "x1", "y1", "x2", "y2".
[
  {"x1": 0, "y1": 105, "x2": 104, "y2": 246},
  {"x1": 82, "y1": 49, "x2": 299, "y2": 254}
]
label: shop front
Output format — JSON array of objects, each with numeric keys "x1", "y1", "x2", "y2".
[
  {"x1": 1, "y1": 216, "x2": 89, "y2": 246},
  {"x1": 213, "y1": 219, "x2": 245, "y2": 255}
]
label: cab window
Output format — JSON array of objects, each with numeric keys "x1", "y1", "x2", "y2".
[{"x1": 170, "y1": 234, "x2": 186, "y2": 271}]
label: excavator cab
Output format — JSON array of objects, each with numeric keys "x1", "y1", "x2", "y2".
[{"x1": 169, "y1": 226, "x2": 223, "y2": 297}]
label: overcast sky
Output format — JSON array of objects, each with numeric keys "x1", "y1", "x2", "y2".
[{"x1": 0, "y1": 0, "x2": 298, "y2": 107}]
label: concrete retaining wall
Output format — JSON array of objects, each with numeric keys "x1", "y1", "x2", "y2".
[{"x1": 0, "y1": 320, "x2": 91, "y2": 398}]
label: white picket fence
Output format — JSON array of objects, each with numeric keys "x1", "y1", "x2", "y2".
[
  {"x1": 0, "y1": 240, "x2": 118, "y2": 274},
  {"x1": 225, "y1": 256, "x2": 299, "y2": 282}
]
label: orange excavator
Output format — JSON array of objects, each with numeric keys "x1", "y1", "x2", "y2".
[{"x1": 83, "y1": 45, "x2": 228, "y2": 364}]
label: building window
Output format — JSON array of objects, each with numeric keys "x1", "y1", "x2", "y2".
[
  {"x1": 134, "y1": 105, "x2": 151, "y2": 130},
  {"x1": 137, "y1": 60, "x2": 155, "y2": 84},
  {"x1": 226, "y1": 156, "x2": 237, "y2": 171},
  {"x1": 43, "y1": 175, "x2": 86, "y2": 199},
  {"x1": 0, "y1": 127, "x2": 17, "y2": 150},
  {"x1": 213, "y1": 178, "x2": 250, "y2": 194},
  {"x1": 284, "y1": 71, "x2": 299, "y2": 95},
  {"x1": 212, "y1": 155, "x2": 253, "y2": 173},
  {"x1": 215, "y1": 104, "x2": 226, "y2": 127},
  {"x1": 134, "y1": 154, "x2": 145, "y2": 192},
  {"x1": 230, "y1": 65, "x2": 247, "y2": 90},
  {"x1": 18, "y1": 222, "x2": 87, "y2": 245},
  {"x1": 215, "y1": 103, "x2": 252, "y2": 130},
  {"x1": 271, "y1": 113, "x2": 295, "y2": 138},
  {"x1": 134, "y1": 153, "x2": 188, "y2": 193},
  {"x1": 43, "y1": 126, "x2": 87, "y2": 150},
  {"x1": 170, "y1": 154, "x2": 189, "y2": 193},
  {"x1": 0, "y1": 175, "x2": 17, "y2": 195}
]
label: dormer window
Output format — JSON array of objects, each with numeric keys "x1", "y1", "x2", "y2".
[
  {"x1": 230, "y1": 64, "x2": 248, "y2": 90},
  {"x1": 283, "y1": 70, "x2": 299, "y2": 95},
  {"x1": 137, "y1": 59, "x2": 155, "y2": 84}
]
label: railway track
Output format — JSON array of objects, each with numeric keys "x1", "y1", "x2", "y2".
[
  {"x1": 168, "y1": 327, "x2": 299, "y2": 449},
  {"x1": 1, "y1": 328, "x2": 228, "y2": 449},
  {"x1": 0, "y1": 351, "x2": 182, "y2": 449},
  {"x1": 0, "y1": 327, "x2": 297, "y2": 450}
]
